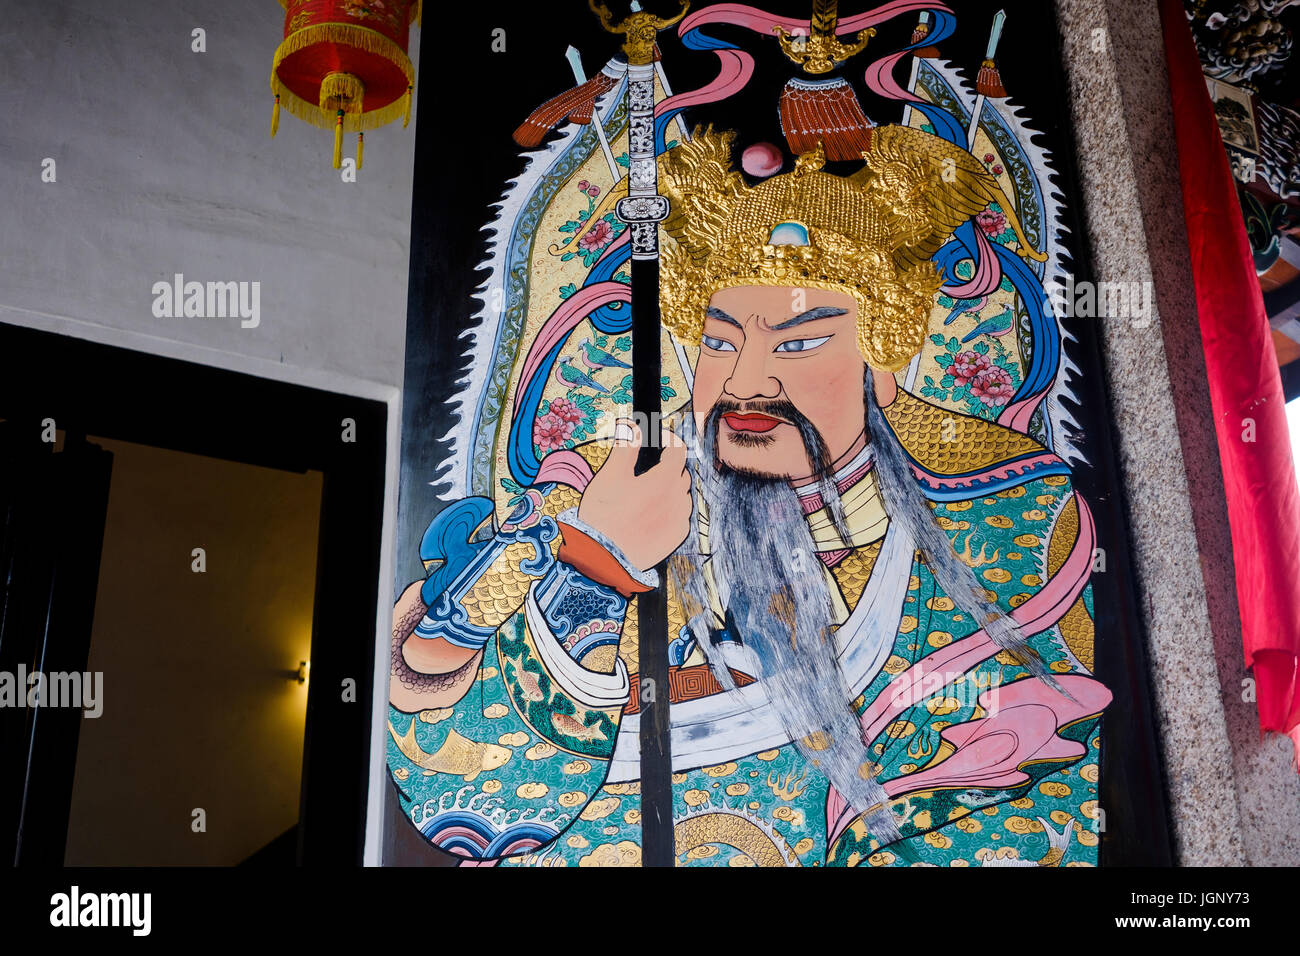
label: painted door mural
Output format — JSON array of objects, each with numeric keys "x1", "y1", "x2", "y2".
[{"x1": 386, "y1": 0, "x2": 1170, "y2": 867}]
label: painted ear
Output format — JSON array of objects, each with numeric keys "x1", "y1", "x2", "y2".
[{"x1": 869, "y1": 366, "x2": 899, "y2": 408}]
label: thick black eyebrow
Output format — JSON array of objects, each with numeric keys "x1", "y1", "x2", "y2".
[
  {"x1": 770, "y1": 306, "x2": 849, "y2": 331},
  {"x1": 704, "y1": 306, "x2": 743, "y2": 329}
]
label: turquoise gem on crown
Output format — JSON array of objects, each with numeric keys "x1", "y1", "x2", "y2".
[{"x1": 768, "y1": 221, "x2": 810, "y2": 247}]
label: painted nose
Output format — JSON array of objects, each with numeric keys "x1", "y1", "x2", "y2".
[{"x1": 722, "y1": 339, "x2": 782, "y2": 400}]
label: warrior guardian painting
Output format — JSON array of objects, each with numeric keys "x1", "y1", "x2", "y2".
[{"x1": 388, "y1": 0, "x2": 1111, "y2": 867}]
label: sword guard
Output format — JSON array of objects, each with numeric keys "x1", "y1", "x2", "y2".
[{"x1": 616, "y1": 195, "x2": 670, "y2": 224}]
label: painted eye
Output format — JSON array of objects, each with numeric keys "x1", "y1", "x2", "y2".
[
  {"x1": 774, "y1": 335, "x2": 831, "y2": 353},
  {"x1": 702, "y1": 334, "x2": 737, "y2": 352}
]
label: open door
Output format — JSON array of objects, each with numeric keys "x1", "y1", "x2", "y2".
[{"x1": 0, "y1": 323, "x2": 386, "y2": 866}]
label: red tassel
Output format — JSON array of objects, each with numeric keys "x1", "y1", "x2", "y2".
[
  {"x1": 910, "y1": 15, "x2": 940, "y2": 57},
  {"x1": 513, "y1": 70, "x2": 619, "y2": 148},
  {"x1": 910, "y1": 22, "x2": 940, "y2": 59},
  {"x1": 779, "y1": 77, "x2": 875, "y2": 162},
  {"x1": 976, "y1": 58, "x2": 1007, "y2": 98}
]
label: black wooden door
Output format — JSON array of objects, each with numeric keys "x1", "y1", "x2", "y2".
[{"x1": 0, "y1": 424, "x2": 113, "y2": 865}]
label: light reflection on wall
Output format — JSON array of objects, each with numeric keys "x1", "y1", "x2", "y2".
[{"x1": 63, "y1": 438, "x2": 322, "y2": 866}]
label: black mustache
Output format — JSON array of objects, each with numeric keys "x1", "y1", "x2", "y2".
[
  {"x1": 707, "y1": 399, "x2": 831, "y2": 479},
  {"x1": 710, "y1": 398, "x2": 803, "y2": 424},
  {"x1": 704, "y1": 398, "x2": 849, "y2": 543}
]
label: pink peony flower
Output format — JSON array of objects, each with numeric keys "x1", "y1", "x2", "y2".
[
  {"x1": 947, "y1": 350, "x2": 991, "y2": 381},
  {"x1": 976, "y1": 209, "x2": 1006, "y2": 237},
  {"x1": 577, "y1": 180, "x2": 589, "y2": 191},
  {"x1": 534, "y1": 411, "x2": 575, "y2": 452},
  {"x1": 587, "y1": 185, "x2": 601, "y2": 197},
  {"x1": 970, "y1": 366, "x2": 1014, "y2": 407},
  {"x1": 992, "y1": 164, "x2": 1004, "y2": 175},
  {"x1": 578, "y1": 217, "x2": 615, "y2": 252},
  {"x1": 548, "y1": 396, "x2": 584, "y2": 426},
  {"x1": 983, "y1": 153, "x2": 995, "y2": 163}
]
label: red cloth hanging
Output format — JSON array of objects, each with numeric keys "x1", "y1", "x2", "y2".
[{"x1": 1160, "y1": 0, "x2": 1300, "y2": 766}]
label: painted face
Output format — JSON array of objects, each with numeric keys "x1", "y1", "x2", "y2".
[{"x1": 691, "y1": 285, "x2": 867, "y2": 480}]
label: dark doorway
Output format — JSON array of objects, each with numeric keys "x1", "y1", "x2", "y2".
[{"x1": 0, "y1": 322, "x2": 387, "y2": 866}]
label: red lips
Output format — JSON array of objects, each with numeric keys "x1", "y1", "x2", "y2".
[{"x1": 722, "y1": 412, "x2": 783, "y2": 433}]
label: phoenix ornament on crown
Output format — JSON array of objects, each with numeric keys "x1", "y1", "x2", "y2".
[{"x1": 658, "y1": 124, "x2": 994, "y2": 371}]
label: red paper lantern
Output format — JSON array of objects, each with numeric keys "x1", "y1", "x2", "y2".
[{"x1": 270, "y1": 0, "x2": 420, "y2": 168}]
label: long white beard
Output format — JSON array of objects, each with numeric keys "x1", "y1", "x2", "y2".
[
  {"x1": 664, "y1": 378, "x2": 1060, "y2": 854},
  {"x1": 670, "y1": 411, "x2": 902, "y2": 846}
]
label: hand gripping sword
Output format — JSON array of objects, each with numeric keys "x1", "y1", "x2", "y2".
[{"x1": 590, "y1": 0, "x2": 688, "y2": 868}]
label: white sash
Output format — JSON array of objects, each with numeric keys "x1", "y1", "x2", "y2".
[{"x1": 605, "y1": 522, "x2": 916, "y2": 781}]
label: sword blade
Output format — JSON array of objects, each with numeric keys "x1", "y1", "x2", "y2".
[{"x1": 619, "y1": 58, "x2": 676, "y2": 868}]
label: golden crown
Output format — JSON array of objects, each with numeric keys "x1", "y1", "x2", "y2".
[{"x1": 658, "y1": 125, "x2": 989, "y2": 372}]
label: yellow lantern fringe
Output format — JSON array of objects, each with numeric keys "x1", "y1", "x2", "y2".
[
  {"x1": 269, "y1": 23, "x2": 415, "y2": 133},
  {"x1": 333, "y1": 111, "x2": 344, "y2": 169},
  {"x1": 403, "y1": 85, "x2": 412, "y2": 128},
  {"x1": 357, "y1": 132, "x2": 364, "y2": 170},
  {"x1": 320, "y1": 70, "x2": 365, "y2": 114},
  {"x1": 271, "y1": 94, "x2": 280, "y2": 137}
]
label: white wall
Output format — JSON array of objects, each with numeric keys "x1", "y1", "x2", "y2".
[
  {"x1": 0, "y1": 0, "x2": 417, "y2": 864},
  {"x1": 0, "y1": 0, "x2": 415, "y2": 390}
]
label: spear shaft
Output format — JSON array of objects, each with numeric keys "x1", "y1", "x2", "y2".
[
  {"x1": 966, "y1": 9, "x2": 1006, "y2": 150},
  {"x1": 565, "y1": 46, "x2": 621, "y2": 179}
]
